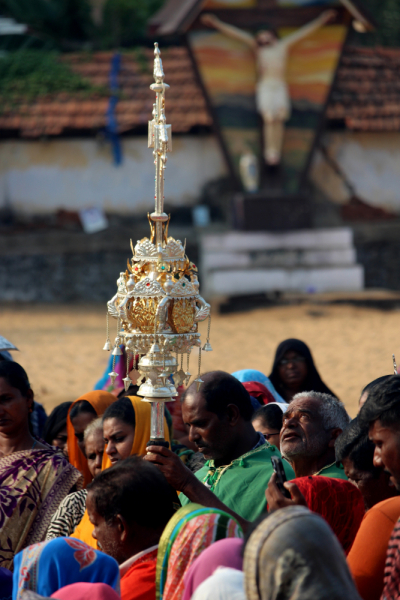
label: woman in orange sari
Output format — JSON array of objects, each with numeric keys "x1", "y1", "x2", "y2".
[
  {"x1": 71, "y1": 396, "x2": 170, "y2": 548},
  {"x1": 67, "y1": 391, "x2": 116, "y2": 487}
]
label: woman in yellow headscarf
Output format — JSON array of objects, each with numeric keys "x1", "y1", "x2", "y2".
[
  {"x1": 67, "y1": 390, "x2": 116, "y2": 488},
  {"x1": 71, "y1": 396, "x2": 170, "y2": 548}
]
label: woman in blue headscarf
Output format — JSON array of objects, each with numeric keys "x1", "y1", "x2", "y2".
[{"x1": 12, "y1": 537, "x2": 120, "y2": 600}]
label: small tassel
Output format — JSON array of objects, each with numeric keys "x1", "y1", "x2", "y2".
[
  {"x1": 103, "y1": 309, "x2": 111, "y2": 351},
  {"x1": 202, "y1": 314, "x2": 213, "y2": 352},
  {"x1": 185, "y1": 349, "x2": 191, "y2": 384},
  {"x1": 112, "y1": 320, "x2": 123, "y2": 356},
  {"x1": 109, "y1": 371, "x2": 118, "y2": 385},
  {"x1": 123, "y1": 350, "x2": 131, "y2": 391},
  {"x1": 195, "y1": 377, "x2": 204, "y2": 392},
  {"x1": 194, "y1": 347, "x2": 203, "y2": 391},
  {"x1": 109, "y1": 355, "x2": 118, "y2": 385},
  {"x1": 122, "y1": 376, "x2": 131, "y2": 391}
]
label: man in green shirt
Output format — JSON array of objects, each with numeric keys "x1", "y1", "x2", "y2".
[
  {"x1": 279, "y1": 391, "x2": 350, "y2": 479},
  {"x1": 144, "y1": 371, "x2": 294, "y2": 528}
]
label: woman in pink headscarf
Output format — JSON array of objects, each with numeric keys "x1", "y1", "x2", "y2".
[
  {"x1": 182, "y1": 538, "x2": 243, "y2": 600},
  {"x1": 52, "y1": 583, "x2": 120, "y2": 600}
]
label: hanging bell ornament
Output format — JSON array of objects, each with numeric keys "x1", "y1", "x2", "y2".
[
  {"x1": 150, "y1": 342, "x2": 160, "y2": 354},
  {"x1": 103, "y1": 339, "x2": 112, "y2": 351},
  {"x1": 109, "y1": 371, "x2": 118, "y2": 385},
  {"x1": 122, "y1": 376, "x2": 132, "y2": 392},
  {"x1": 112, "y1": 345, "x2": 123, "y2": 356},
  {"x1": 202, "y1": 342, "x2": 213, "y2": 352},
  {"x1": 194, "y1": 377, "x2": 204, "y2": 392}
]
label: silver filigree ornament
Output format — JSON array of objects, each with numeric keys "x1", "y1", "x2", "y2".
[{"x1": 103, "y1": 43, "x2": 212, "y2": 445}]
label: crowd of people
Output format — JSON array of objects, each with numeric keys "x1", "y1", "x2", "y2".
[{"x1": 1, "y1": 337, "x2": 400, "y2": 600}]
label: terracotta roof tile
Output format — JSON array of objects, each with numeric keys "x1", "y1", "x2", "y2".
[
  {"x1": 0, "y1": 46, "x2": 211, "y2": 137},
  {"x1": 327, "y1": 46, "x2": 400, "y2": 131}
]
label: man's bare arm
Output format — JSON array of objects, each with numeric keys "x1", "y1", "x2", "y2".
[
  {"x1": 201, "y1": 13, "x2": 256, "y2": 50},
  {"x1": 144, "y1": 445, "x2": 249, "y2": 532},
  {"x1": 283, "y1": 9, "x2": 336, "y2": 48}
]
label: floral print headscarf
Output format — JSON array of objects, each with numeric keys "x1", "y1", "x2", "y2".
[
  {"x1": 156, "y1": 504, "x2": 243, "y2": 600},
  {"x1": 13, "y1": 538, "x2": 120, "y2": 600}
]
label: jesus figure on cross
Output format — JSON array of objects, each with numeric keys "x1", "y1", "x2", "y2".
[{"x1": 201, "y1": 10, "x2": 335, "y2": 166}]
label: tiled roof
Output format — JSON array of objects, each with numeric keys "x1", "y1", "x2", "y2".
[
  {"x1": 0, "y1": 47, "x2": 212, "y2": 138},
  {"x1": 2, "y1": 44, "x2": 398, "y2": 138},
  {"x1": 327, "y1": 46, "x2": 400, "y2": 131}
]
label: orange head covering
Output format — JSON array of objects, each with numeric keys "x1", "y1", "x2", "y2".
[
  {"x1": 102, "y1": 396, "x2": 170, "y2": 470},
  {"x1": 72, "y1": 396, "x2": 170, "y2": 549},
  {"x1": 67, "y1": 390, "x2": 116, "y2": 488}
]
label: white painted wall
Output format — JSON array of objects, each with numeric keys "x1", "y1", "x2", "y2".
[
  {"x1": 3, "y1": 130, "x2": 399, "y2": 216},
  {"x1": 310, "y1": 131, "x2": 400, "y2": 213},
  {"x1": 0, "y1": 135, "x2": 227, "y2": 214}
]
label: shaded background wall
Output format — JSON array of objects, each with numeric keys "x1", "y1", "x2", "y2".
[{"x1": 0, "y1": 136, "x2": 226, "y2": 213}]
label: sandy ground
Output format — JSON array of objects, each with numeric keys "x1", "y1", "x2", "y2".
[{"x1": 1, "y1": 302, "x2": 400, "y2": 419}]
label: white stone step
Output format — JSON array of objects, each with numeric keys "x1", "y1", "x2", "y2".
[
  {"x1": 205, "y1": 266, "x2": 364, "y2": 297},
  {"x1": 202, "y1": 228, "x2": 354, "y2": 252},
  {"x1": 202, "y1": 248, "x2": 356, "y2": 270}
]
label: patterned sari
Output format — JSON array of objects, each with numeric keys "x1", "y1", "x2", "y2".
[
  {"x1": 0, "y1": 448, "x2": 82, "y2": 571},
  {"x1": 156, "y1": 504, "x2": 243, "y2": 600}
]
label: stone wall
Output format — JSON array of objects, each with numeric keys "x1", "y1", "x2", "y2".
[
  {"x1": 0, "y1": 223, "x2": 200, "y2": 302},
  {"x1": 1, "y1": 221, "x2": 400, "y2": 302}
]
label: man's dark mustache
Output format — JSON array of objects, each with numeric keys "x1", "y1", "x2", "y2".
[{"x1": 196, "y1": 441, "x2": 209, "y2": 449}]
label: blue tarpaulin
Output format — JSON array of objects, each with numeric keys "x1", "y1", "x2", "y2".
[{"x1": 105, "y1": 53, "x2": 122, "y2": 165}]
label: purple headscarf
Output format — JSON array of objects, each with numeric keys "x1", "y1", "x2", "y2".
[{"x1": 182, "y1": 538, "x2": 243, "y2": 600}]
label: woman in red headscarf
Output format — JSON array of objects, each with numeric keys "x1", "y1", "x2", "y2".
[
  {"x1": 241, "y1": 381, "x2": 276, "y2": 405},
  {"x1": 267, "y1": 475, "x2": 365, "y2": 555}
]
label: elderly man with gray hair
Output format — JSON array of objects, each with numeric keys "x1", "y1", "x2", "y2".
[{"x1": 278, "y1": 391, "x2": 350, "y2": 479}]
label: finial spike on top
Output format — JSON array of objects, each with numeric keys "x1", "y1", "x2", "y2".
[
  {"x1": 149, "y1": 42, "x2": 171, "y2": 235},
  {"x1": 153, "y1": 42, "x2": 164, "y2": 81},
  {"x1": 393, "y1": 354, "x2": 398, "y2": 375}
]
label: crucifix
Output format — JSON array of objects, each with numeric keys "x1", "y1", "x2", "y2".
[{"x1": 201, "y1": 9, "x2": 336, "y2": 166}]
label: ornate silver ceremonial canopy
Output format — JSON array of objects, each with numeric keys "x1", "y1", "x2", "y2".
[{"x1": 103, "y1": 43, "x2": 212, "y2": 446}]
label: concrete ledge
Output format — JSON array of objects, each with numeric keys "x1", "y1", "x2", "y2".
[
  {"x1": 202, "y1": 248, "x2": 356, "y2": 270},
  {"x1": 202, "y1": 228, "x2": 354, "y2": 252},
  {"x1": 207, "y1": 266, "x2": 364, "y2": 296}
]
